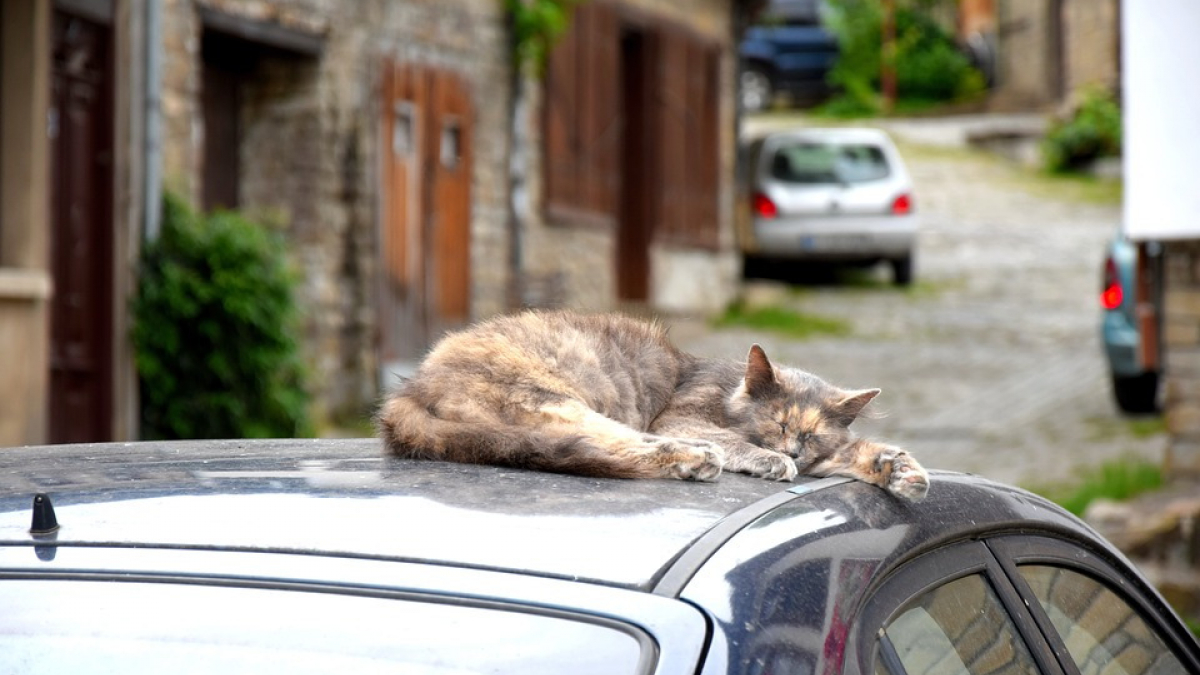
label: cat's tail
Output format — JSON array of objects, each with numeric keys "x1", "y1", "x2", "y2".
[{"x1": 376, "y1": 393, "x2": 653, "y2": 479}]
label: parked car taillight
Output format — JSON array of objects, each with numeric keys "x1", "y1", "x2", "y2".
[
  {"x1": 1102, "y1": 257, "x2": 1124, "y2": 310},
  {"x1": 753, "y1": 193, "x2": 778, "y2": 219},
  {"x1": 891, "y1": 193, "x2": 913, "y2": 215}
]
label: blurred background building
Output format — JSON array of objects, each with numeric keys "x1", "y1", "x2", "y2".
[{"x1": 0, "y1": 0, "x2": 756, "y2": 444}]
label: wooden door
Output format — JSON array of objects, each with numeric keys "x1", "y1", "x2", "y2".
[
  {"x1": 618, "y1": 29, "x2": 652, "y2": 301},
  {"x1": 49, "y1": 9, "x2": 114, "y2": 443},
  {"x1": 380, "y1": 62, "x2": 472, "y2": 361}
]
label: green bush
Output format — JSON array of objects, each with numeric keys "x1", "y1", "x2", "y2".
[
  {"x1": 132, "y1": 193, "x2": 312, "y2": 439},
  {"x1": 822, "y1": 0, "x2": 985, "y2": 115},
  {"x1": 1042, "y1": 87, "x2": 1122, "y2": 173}
]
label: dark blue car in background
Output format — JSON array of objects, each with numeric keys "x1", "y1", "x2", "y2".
[{"x1": 739, "y1": 0, "x2": 839, "y2": 112}]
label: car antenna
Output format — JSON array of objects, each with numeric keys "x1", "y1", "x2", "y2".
[{"x1": 30, "y1": 493, "x2": 60, "y2": 535}]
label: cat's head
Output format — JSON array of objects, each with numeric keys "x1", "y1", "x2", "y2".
[{"x1": 727, "y1": 344, "x2": 879, "y2": 465}]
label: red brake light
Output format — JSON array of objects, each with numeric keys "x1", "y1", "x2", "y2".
[
  {"x1": 753, "y1": 193, "x2": 778, "y2": 219},
  {"x1": 1101, "y1": 258, "x2": 1124, "y2": 310},
  {"x1": 891, "y1": 193, "x2": 913, "y2": 215}
]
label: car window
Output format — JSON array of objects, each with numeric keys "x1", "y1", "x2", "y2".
[
  {"x1": 876, "y1": 573, "x2": 1040, "y2": 675},
  {"x1": 769, "y1": 142, "x2": 890, "y2": 185},
  {"x1": 1018, "y1": 565, "x2": 1187, "y2": 675},
  {"x1": 0, "y1": 579, "x2": 650, "y2": 674}
]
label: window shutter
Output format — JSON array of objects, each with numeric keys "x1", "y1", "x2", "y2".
[
  {"x1": 654, "y1": 26, "x2": 720, "y2": 249},
  {"x1": 580, "y1": 2, "x2": 620, "y2": 216},
  {"x1": 430, "y1": 70, "x2": 472, "y2": 321},
  {"x1": 544, "y1": 11, "x2": 580, "y2": 211},
  {"x1": 544, "y1": 1, "x2": 620, "y2": 224}
]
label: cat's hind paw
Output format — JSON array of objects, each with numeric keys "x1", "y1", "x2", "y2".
[{"x1": 881, "y1": 448, "x2": 929, "y2": 501}]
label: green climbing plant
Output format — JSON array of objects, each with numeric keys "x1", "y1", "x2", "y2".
[{"x1": 506, "y1": 0, "x2": 578, "y2": 74}]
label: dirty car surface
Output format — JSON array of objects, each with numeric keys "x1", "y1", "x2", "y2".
[{"x1": 0, "y1": 438, "x2": 1195, "y2": 674}]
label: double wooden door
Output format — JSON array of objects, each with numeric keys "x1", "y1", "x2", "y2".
[{"x1": 380, "y1": 62, "x2": 473, "y2": 361}]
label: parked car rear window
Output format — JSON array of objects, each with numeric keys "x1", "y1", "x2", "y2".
[
  {"x1": 878, "y1": 573, "x2": 1039, "y2": 675},
  {"x1": 1019, "y1": 565, "x2": 1187, "y2": 675},
  {"x1": 769, "y1": 142, "x2": 891, "y2": 185},
  {"x1": 0, "y1": 579, "x2": 650, "y2": 674}
]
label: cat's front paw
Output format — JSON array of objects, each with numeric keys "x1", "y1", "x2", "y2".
[
  {"x1": 880, "y1": 447, "x2": 929, "y2": 501},
  {"x1": 656, "y1": 438, "x2": 724, "y2": 482},
  {"x1": 753, "y1": 452, "x2": 798, "y2": 482}
]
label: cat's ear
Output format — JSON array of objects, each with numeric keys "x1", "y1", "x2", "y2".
[
  {"x1": 833, "y1": 389, "x2": 880, "y2": 425},
  {"x1": 744, "y1": 344, "x2": 778, "y2": 396}
]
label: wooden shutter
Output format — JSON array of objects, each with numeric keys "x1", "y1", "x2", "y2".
[
  {"x1": 654, "y1": 25, "x2": 720, "y2": 249},
  {"x1": 544, "y1": 1, "x2": 620, "y2": 224},
  {"x1": 429, "y1": 70, "x2": 472, "y2": 323},
  {"x1": 381, "y1": 61, "x2": 421, "y2": 294},
  {"x1": 544, "y1": 9, "x2": 580, "y2": 211}
]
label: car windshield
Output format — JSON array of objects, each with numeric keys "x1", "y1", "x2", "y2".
[{"x1": 769, "y1": 142, "x2": 890, "y2": 185}]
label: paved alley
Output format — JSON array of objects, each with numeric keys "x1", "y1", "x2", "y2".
[{"x1": 670, "y1": 115, "x2": 1160, "y2": 489}]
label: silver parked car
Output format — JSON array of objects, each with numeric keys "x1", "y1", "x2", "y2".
[{"x1": 742, "y1": 127, "x2": 918, "y2": 284}]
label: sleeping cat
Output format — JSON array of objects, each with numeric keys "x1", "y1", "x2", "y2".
[{"x1": 377, "y1": 311, "x2": 928, "y2": 501}]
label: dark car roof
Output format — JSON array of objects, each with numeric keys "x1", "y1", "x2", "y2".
[
  {"x1": 0, "y1": 439, "x2": 812, "y2": 589},
  {"x1": 0, "y1": 439, "x2": 1094, "y2": 591}
]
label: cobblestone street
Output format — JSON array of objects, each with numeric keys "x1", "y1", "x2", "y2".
[{"x1": 670, "y1": 115, "x2": 1164, "y2": 489}]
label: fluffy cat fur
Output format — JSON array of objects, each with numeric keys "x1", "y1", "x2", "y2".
[{"x1": 377, "y1": 311, "x2": 928, "y2": 501}]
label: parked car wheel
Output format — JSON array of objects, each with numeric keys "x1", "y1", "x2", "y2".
[
  {"x1": 890, "y1": 255, "x2": 913, "y2": 286},
  {"x1": 1112, "y1": 372, "x2": 1159, "y2": 414},
  {"x1": 739, "y1": 66, "x2": 774, "y2": 113}
]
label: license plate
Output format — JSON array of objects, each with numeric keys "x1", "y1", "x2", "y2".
[{"x1": 801, "y1": 235, "x2": 871, "y2": 251}]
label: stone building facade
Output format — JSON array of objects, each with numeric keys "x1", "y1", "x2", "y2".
[
  {"x1": 965, "y1": 0, "x2": 1119, "y2": 111},
  {"x1": 1162, "y1": 243, "x2": 1200, "y2": 476},
  {"x1": 0, "y1": 0, "x2": 748, "y2": 444},
  {"x1": 157, "y1": 0, "x2": 515, "y2": 423}
]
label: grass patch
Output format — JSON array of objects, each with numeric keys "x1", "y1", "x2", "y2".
[
  {"x1": 1084, "y1": 415, "x2": 1166, "y2": 442},
  {"x1": 1028, "y1": 458, "x2": 1164, "y2": 517},
  {"x1": 713, "y1": 302, "x2": 851, "y2": 340},
  {"x1": 833, "y1": 268, "x2": 951, "y2": 298},
  {"x1": 1125, "y1": 415, "x2": 1167, "y2": 439},
  {"x1": 1019, "y1": 169, "x2": 1123, "y2": 207}
]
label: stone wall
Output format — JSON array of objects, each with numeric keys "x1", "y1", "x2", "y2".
[
  {"x1": 1162, "y1": 241, "x2": 1200, "y2": 476},
  {"x1": 992, "y1": 0, "x2": 1060, "y2": 110},
  {"x1": 159, "y1": 0, "x2": 511, "y2": 425},
  {"x1": 0, "y1": 1, "x2": 52, "y2": 446},
  {"x1": 155, "y1": 0, "x2": 739, "y2": 427},
  {"x1": 990, "y1": 0, "x2": 1119, "y2": 111},
  {"x1": 1062, "y1": 0, "x2": 1119, "y2": 98}
]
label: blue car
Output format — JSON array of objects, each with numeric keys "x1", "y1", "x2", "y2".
[
  {"x1": 738, "y1": 0, "x2": 839, "y2": 112},
  {"x1": 1101, "y1": 236, "x2": 1161, "y2": 413}
]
